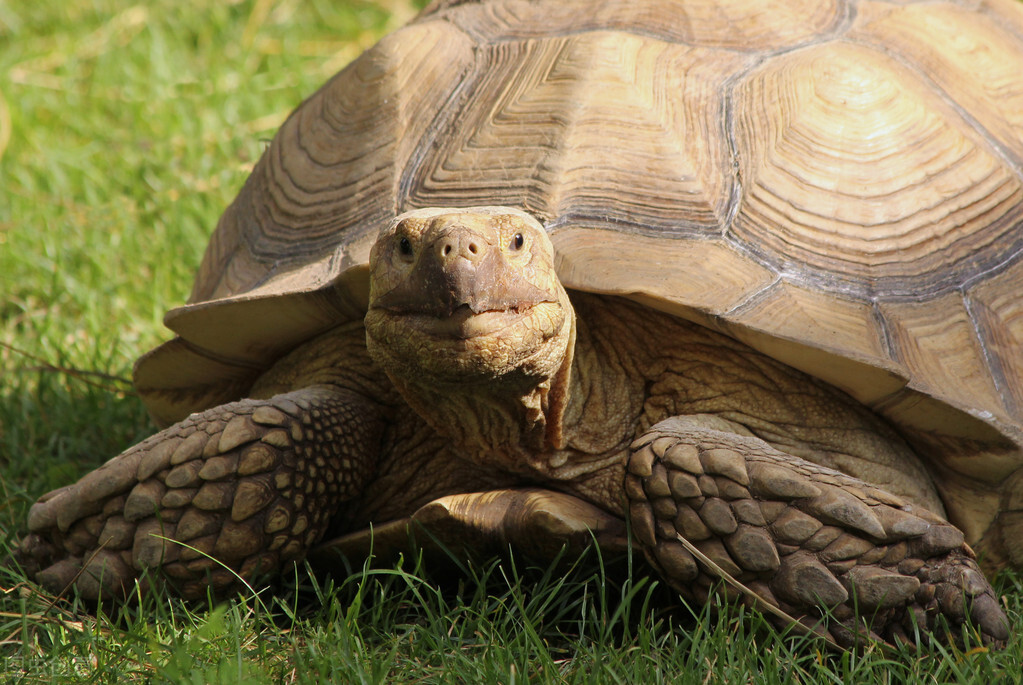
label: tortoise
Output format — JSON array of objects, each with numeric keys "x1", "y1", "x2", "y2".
[{"x1": 16, "y1": 0, "x2": 1023, "y2": 648}]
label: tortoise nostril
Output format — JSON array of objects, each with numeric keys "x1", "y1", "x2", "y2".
[
  {"x1": 468, "y1": 242, "x2": 478, "y2": 254},
  {"x1": 443, "y1": 244, "x2": 452, "y2": 256}
]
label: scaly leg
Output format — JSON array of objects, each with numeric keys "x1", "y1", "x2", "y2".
[
  {"x1": 17, "y1": 385, "x2": 383, "y2": 600},
  {"x1": 626, "y1": 416, "x2": 1009, "y2": 647}
]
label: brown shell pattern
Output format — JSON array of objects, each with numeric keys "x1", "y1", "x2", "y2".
[{"x1": 142, "y1": 0, "x2": 1023, "y2": 454}]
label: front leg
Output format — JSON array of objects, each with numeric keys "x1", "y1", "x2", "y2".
[
  {"x1": 626, "y1": 416, "x2": 1009, "y2": 647},
  {"x1": 17, "y1": 385, "x2": 383, "y2": 600}
]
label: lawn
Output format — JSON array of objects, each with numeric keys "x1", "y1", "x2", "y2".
[{"x1": 1, "y1": 1, "x2": 1022, "y2": 682}]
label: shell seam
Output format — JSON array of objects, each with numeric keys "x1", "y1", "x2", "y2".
[{"x1": 963, "y1": 289, "x2": 1020, "y2": 418}]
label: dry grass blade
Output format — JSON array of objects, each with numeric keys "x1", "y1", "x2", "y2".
[
  {"x1": 674, "y1": 533, "x2": 845, "y2": 652},
  {"x1": 0, "y1": 341, "x2": 134, "y2": 393}
]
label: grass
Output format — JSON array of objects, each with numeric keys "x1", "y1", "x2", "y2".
[{"x1": 1, "y1": 1, "x2": 1022, "y2": 682}]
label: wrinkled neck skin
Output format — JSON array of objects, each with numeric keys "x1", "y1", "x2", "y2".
[
  {"x1": 388, "y1": 315, "x2": 572, "y2": 456},
  {"x1": 370, "y1": 284, "x2": 567, "y2": 452},
  {"x1": 368, "y1": 290, "x2": 631, "y2": 507}
]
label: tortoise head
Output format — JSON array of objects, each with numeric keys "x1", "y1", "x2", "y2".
[{"x1": 365, "y1": 207, "x2": 573, "y2": 390}]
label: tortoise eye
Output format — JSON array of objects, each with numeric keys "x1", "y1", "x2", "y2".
[
  {"x1": 398, "y1": 236, "x2": 413, "y2": 257},
  {"x1": 511, "y1": 233, "x2": 524, "y2": 250}
]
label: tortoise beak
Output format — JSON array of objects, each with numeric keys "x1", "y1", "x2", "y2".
[{"x1": 374, "y1": 223, "x2": 554, "y2": 318}]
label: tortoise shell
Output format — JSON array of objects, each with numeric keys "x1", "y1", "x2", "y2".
[{"x1": 135, "y1": 0, "x2": 1023, "y2": 545}]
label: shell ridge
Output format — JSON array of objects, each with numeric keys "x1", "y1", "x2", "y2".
[{"x1": 164, "y1": 335, "x2": 267, "y2": 373}]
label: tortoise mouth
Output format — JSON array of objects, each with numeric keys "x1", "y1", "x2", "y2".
[
  {"x1": 400, "y1": 302, "x2": 542, "y2": 341},
  {"x1": 365, "y1": 291, "x2": 568, "y2": 384}
]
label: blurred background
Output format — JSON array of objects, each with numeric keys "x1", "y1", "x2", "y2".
[{"x1": 0, "y1": 0, "x2": 420, "y2": 500}]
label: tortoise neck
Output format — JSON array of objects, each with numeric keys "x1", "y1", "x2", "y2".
[{"x1": 383, "y1": 302, "x2": 576, "y2": 468}]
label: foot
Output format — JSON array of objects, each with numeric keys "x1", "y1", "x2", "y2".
[
  {"x1": 626, "y1": 416, "x2": 1010, "y2": 648},
  {"x1": 16, "y1": 385, "x2": 382, "y2": 600}
]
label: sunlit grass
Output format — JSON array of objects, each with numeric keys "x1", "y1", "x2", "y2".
[{"x1": 1, "y1": 1, "x2": 1021, "y2": 682}]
